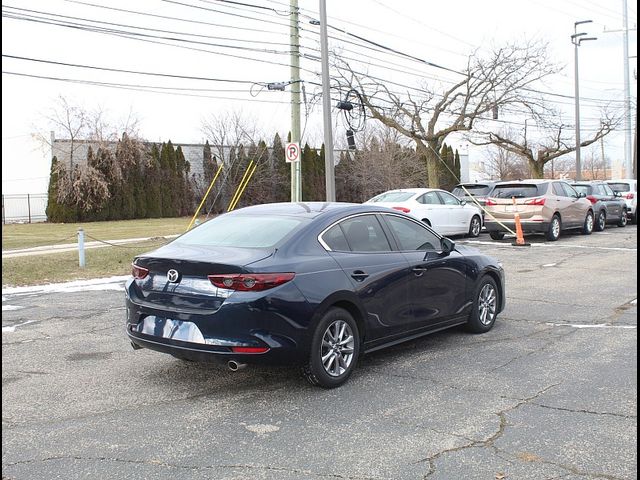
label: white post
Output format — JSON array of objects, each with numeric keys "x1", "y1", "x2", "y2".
[{"x1": 78, "y1": 228, "x2": 85, "y2": 268}]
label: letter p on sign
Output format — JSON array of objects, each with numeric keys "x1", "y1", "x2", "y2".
[{"x1": 285, "y1": 142, "x2": 300, "y2": 163}]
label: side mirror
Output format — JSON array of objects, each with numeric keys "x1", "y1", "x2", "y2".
[
  {"x1": 614, "y1": 191, "x2": 622, "y2": 197},
  {"x1": 441, "y1": 237, "x2": 456, "y2": 255},
  {"x1": 460, "y1": 200, "x2": 467, "y2": 206},
  {"x1": 577, "y1": 192, "x2": 586, "y2": 198}
]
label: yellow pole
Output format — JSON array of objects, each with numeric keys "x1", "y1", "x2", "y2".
[
  {"x1": 229, "y1": 162, "x2": 258, "y2": 211},
  {"x1": 227, "y1": 160, "x2": 254, "y2": 212},
  {"x1": 187, "y1": 163, "x2": 223, "y2": 231}
]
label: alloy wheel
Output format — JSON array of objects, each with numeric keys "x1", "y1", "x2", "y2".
[
  {"x1": 321, "y1": 320, "x2": 355, "y2": 377},
  {"x1": 478, "y1": 283, "x2": 497, "y2": 326},
  {"x1": 551, "y1": 218, "x2": 561, "y2": 239}
]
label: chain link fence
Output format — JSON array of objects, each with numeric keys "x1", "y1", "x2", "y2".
[{"x1": 2, "y1": 194, "x2": 48, "y2": 224}]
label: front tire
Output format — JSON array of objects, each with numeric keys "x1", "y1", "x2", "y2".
[
  {"x1": 595, "y1": 210, "x2": 606, "y2": 232},
  {"x1": 468, "y1": 215, "x2": 482, "y2": 238},
  {"x1": 303, "y1": 308, "x2": 360, "y2": 389},
  {"x1": 582, "y1": 211, "x2": 594, "y2": 235},
  {"x1": 467, "y1": 276, "x2": 499, "y2": 333},
  {"x1": 489, "y1": 231, "x2": 505, "y2": 240}
]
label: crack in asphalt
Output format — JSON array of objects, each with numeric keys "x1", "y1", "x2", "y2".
[
  {"x1": 533, "y1": 403, "x2": 637, "y2": 419},
  {"x1": 420, "y1": 383, "x2": 560, "y2": 478},
  {"x1": 2, "y1": 455, "x2": 383, "y2": 479},
  {"x1": 489, "y1": 328, "x2": 577, "y2": 372}
]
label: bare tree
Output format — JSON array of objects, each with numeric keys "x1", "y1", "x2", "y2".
[
  {"x1": 43, "y1": 96, "x2": 89, "y2": 175},
  {"x1": 478, "y1": 143, "x2": 530, "y2": 180},
  {"x1": 471, "y1": 116, "x2": 615, "y2": 178},
  {"x1": 335, "y1": 41, "x2": 560, "y2": 187}
]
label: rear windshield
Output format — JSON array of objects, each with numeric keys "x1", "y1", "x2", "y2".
[
  {"x1": 175, "y1": 214, "x2": 307, "y2": 248},
  {"x1": 572, "y1": 185, "x2": 590, "y2": 195},
  {"x1": 608, "y1": 183, "x2": 630, "y2": 192},
  {"x1": 368, "y1": 191, "x2": 414, "y2": 203},
  {"x1": 452, "y1": 185, "x2": 492, "y2": 197},
  {"x1": 491, "y1": 184, "x2": 541, "y2": 199}
]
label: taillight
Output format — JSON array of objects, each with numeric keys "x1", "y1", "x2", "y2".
[
  {"x1": 208, "y1": 273, "x2": 295, "y2": 291},
  {"x1": 131, "y1": 263, "x2": 149, "y2": 279},
  {"x1": 485, "y1": 198, "x2": 497, "y2": 206},
  {"x1": 231, "y1": 346, "x2": 270, "y2": 354},
  {"x1": 626, "y1": 193, "x2": 635, "y2": 200},
  {"x1": 524, "y1": 197, "x2": 546, "y2": 206},
  {"x1": 586, "y1": 195, "x2": 598, "y2": 204},
  {"x1": 392, "y1": 206, "x2": 411, "y2": 213}
]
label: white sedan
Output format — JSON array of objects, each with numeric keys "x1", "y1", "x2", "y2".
[{"x1": 365, "y1": 188, "x2": 483, "y2": 237}]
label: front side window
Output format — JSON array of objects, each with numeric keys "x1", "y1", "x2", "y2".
[
  {"x1": 561, "y1": 183, "x2": 578, "y2": 197},
  {"x1": 603, "y1": 184, "x2": 615, "y2": 196},
  {"x1": 438, "y1": 191, "x2": 461, "y2": 206},
  {"x1": 383, "y1": 215, "x2": 440, "y2": 251}
]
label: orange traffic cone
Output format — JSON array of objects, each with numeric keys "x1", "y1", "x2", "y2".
[{"x1": 511, "y1": 198, "x2": 530, "y2": 247}]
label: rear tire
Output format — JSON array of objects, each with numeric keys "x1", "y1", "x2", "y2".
[
  {"x1": 466, "y1": 276, "x2": 499, "y2": 333},
  {"x1": 303, "y1": 308, "x2": 360, "y2": 389},
  {"x1": 489, "y1": 231, "x2": 505, "y2": 241},
  {"x1": 468, "y1": 215, "x2": 482, "y2": 238},
  {"x1": 582, "y1": 211, "x2": 594, "y2": 235},
  {"x1": 595, "y1": 210, "x2": 606, "y2": 232},
  {"x1": 617, "y1": 209, "x2": 628, "y2": 227},
  {"x1": 546, "y1": 214, "x2": 561, "y2": 241}
]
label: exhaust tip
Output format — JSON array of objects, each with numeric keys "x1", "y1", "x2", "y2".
[{"x1": 228, "y1": 360, "x2": 247, "y2": 372}]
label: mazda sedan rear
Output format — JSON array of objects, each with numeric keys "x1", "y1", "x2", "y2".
[{"x1": 126, "y1": 203, "x2": 505, "y2": 388}]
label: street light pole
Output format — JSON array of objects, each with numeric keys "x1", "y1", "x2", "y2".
[
  {"x1": 571, "y1": 20, "x2": 597, "y2": 181},
  {"x1": 319, "y1": 0, "x2": 336, "y2": 201}
]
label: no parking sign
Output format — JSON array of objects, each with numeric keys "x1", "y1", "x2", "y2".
[{"x1": 285, "y1": 142, "x2": 300, "y2": 163}]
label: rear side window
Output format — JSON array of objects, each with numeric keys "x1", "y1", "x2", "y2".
[
  {"x1": 592, "y1": 184, "x2": 606, "y2": 195},
  {"x1": 608, "y1": 182, "x2": 631, "y2": 193},
  {"x1": 322, "y1": 225, "x2": 350, "y2": 251},
  {"x1": 368, "y1": 191, "x2": 414, "y2": 203},
  {"x1": 383, "y1": 215, "x2": 439, "y2": 251},
  {"x1": 416, "y1": 191, "x2": 442, "y2": 204},
  {"x1": 339, "y1": 215, "x2": 391, "y2": 252},
  {"x1": 176, "y1": 214, "x2": 305, "y2": 248},
  {"x1": 492, "y1": 184, "x2": 541, "y2": 199}
]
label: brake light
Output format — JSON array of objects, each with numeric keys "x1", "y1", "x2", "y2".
[
  {"x1": 485, "y1": 198, "x2": 497, "y2": 206},
  {"x1": 585, "y1": 195, "x2": 598, "y2": 204},
  {"x1": 208, "y1": 273, "x2": 295, "y2": 291},
  {"x1": 626, "y1": 193, "x2": 635, "y2": 200},
  {"x1": 392, "y1": 206, "x2": 411, "y2": 213},
  {"x1": 231, "y1": 346, "x2": 270, "y2": 354},
  {"x1": 524, "y1": 197, "x2": 546, "y2": 206},
  {"x1": 131, "y1": 263, "x2": 149, "y2": 279}
]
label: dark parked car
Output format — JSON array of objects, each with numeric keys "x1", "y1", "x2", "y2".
[
  {"x1": 451, "y1": 181, "x2": 498, "y2": 208},
  {"x1": 570, "y1": 181, "x2": 627, "y2": 231},
  {"x1": 126, "y1": 203, "x2": 505, "y2": 388}
]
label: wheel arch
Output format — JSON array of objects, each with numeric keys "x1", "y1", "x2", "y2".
[
  {"x1": 479, "y1": 268, "x2": 504, "y2": 313},
  {"x1": 309, "y1": 291, "x2": 368, "y2": 346}
]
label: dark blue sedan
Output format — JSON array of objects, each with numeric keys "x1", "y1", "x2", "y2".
[{"x1": 126, "y1": 202, "x2": 505, "y2": 388}]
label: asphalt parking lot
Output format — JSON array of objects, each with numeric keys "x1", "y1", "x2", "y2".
[{"x1": 2, "y1": 226, "x2": 637, "y2": 480}]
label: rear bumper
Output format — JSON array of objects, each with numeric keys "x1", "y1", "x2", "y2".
[
  {"x1": 484, "y1": 220, "x2": 549, "y2": 234},
  {"x1": 125, "y1": 280, "x2": 313, "y2": 366}
]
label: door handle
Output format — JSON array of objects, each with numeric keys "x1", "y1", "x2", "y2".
[
  {"x1": 351, "y1": 270, "x2": 369, "y2": 281},
  {"x1": 412, "y1": 266, "x2": 427, "y2": 277}
]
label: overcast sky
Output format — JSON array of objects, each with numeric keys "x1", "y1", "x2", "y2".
[{"x1": 2, "y1": 0, "x2": 637, "y2": 194}]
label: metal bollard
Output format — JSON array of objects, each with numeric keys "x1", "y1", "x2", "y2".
[{"x1": 78, "y1": 227, "x2": 86, "y2": 268}]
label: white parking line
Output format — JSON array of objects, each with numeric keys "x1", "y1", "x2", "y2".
[
  {"x1": 463, "y1": 240, "x2": 637, "y2": 252},
  {"x1": 2, "y1": 320, "x2": 37, "y2": 333},
  {"x1": 546, "y1": 323, "x2": 637, "y2": 329},
  {"x1": 2, "y1": 305, "x2": 24, "y2": 311}
]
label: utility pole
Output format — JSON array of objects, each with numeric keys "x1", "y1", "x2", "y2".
[
  {"x1": 622, "y1": 0, "x2": 632, "y2": 178},
  {"x1": 290, "y1": 0, "x2": 301, "y2": 202},
  {"x1": 319, "y1": 0, "x2": 336, "y2": 201},
  {"x1": 571, "y1": 20, "x2": 597, "y2": 181}
]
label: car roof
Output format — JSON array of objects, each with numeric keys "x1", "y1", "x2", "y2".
[
  {"x1": 229, "y1": 202, "x2": 397, "y2": 219},
  {"x1": 493, "y1": 179, "x2": 552, "y2": 185},
  {"x1": 374, "y1": 188, "x2": 444, "y2": 195},
  {"x1": 454, "y1": 180, "x2": 498, "y2": 186}
]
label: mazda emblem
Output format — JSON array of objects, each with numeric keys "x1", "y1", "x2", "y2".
[{"x1": 167, "y1": 269, "x2": 180, "y2": 283}]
